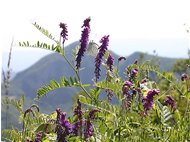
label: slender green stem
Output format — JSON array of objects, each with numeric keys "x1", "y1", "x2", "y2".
[
  {"x1": 184, "y1": 98, "x2": 190, "y2": 118},
  {"x1": 80, "y1": 84, "x2": 93, "y2": 100},
  {"x1": 154, "y1": 69, "x2": 184, "y2": 96},
  {"x1": 62, "y1": 54, "x2": 81, "y2": 81},
  {"x1": 62, "y1": 53, "x2": 93, "y2": 100},
  {"x1": 22, "y1": 119, "x2": 26, "y2": 142}
]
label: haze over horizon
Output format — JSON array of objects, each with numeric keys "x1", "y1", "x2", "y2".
[
  {"x1": 2, "y1": 38, "x2": 189, "y2": 73},
  {"x1": 1, "y1": 0, "x2": 190, "y2": 72}
]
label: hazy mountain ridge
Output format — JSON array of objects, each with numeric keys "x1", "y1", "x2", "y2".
[
  {"x1": 2, "y1": 42, "x2": 182, "y2": 110},
  {"x1": 1, "y1": 41, "x2": 183, "y2": 129}
]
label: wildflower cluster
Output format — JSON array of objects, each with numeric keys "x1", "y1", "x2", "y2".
[
  {"x1": 143, "y1": 89, "x2": 160, "y2": 115},
  {"x1": 56, "y1": 108, "x2": 72, "y2": 142},
  {"x1": 55, "y1": 101, "x2": 98, "y2": 141},
  {"x1": 120, "y1": 60, "x2": 162, "y2": 115}
]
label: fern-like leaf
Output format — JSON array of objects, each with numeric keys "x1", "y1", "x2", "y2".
[
  {"x1": 2, "y1": 129, "x2": 22, "y2": 142},
  {"x1": 19, "y1": 41, "x2": 63, "y2": 54},
  {"x1": 36, "y1": 76, "x2": 79, "y2": 100},
  {"x1": 33, "y1": 22, "x2": 59, "y2": 44},
  {"x1": 161, "y1": 106, "x2": 175, "y2": 127},
  {"x1": 2, "y1": 96, "x2": 25, "y2": 113}
]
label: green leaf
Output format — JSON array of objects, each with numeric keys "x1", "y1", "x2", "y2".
[
  {"x1": 32, "y1": 22, "x2": 59, "y2": 44},
  {"x1": 2, "y1": 96, "x2": 25, "y2": 113},
  {"x1": 19, "y1": 41, "x2": 63, "y2": 54},
  {"x1": 79, "y1": 95, "x2": 88, "y2": 104},
  {"x1": 35, "y1": 124, "x2": 55, "y2": 133},
  {"x1": 36, "y1": 76, "x2": 79, "y2": 99},
  {"x1": 2, "y1": 129, "x2": 22, "y2": 142},
  {"x1": 43, "y1": 133, "x2": 57, "y2": 141},
  {"x1": 82, "y1": 84, "x2": 91, "y2": 87},
  {"x1": 70, "y1": 77, "x2": 74, "y2": 85},
  {"x1": 155, "y1": 100, "x2": 163, "y2": 110},
  {"x1": 94, "y1": 87, "x2": 102, "y2": 99},
  {"x1": 161, "y1": 106, "x2": 175, "y2": 127}
]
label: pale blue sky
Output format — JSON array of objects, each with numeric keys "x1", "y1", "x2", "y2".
[{"x1": 1, "y1": 0, "x2": 190, "y2": 72}]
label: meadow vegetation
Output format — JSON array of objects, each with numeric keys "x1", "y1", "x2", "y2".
[{"x1": 2, "y1": 18, "x2": 190, "y2": 142}]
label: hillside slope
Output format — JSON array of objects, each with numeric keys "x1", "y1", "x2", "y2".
[{"x1": 1, "y1": 42, "x2": 180, "y2": 118}]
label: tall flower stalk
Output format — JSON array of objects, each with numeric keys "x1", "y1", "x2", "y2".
[
  {"x1": 73, "y1": 99, "x2": 83, "y2": 136},
  {"x1": 95, "y1": 35, "x2": 110, "y2": 81},
  {"x1": 59, "y1": 22, "x2": 68, "y2": 48},
  {"x1": 59, "y1": 19, "x2": 93, "y2": 101},
  {"x1": 76, "y1": 17, "x2": 91, "y2": 69},
  {"x1": 2, "y1": 39, "x2": 13, "y2": 129},
  {"x1": 106, "y1": 53, "x2": 114, "y2": 71},
  {"x1": 84, "y1": 109, "x2": 99, "y2": 140},
  {"x1": 122, "y1": 80, "x2": 133, "y2": 110},
  {"x1": 56, "y1": 109, "x2": 72, "y2": 142}
]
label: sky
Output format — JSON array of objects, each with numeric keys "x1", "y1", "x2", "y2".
[{"x1": 1, "y1": 0, "x2": 190, "y2": 72}]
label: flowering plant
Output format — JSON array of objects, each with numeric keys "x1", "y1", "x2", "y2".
[{"x1": 2, "y1": 18, "x2": 190, "y2": 142}]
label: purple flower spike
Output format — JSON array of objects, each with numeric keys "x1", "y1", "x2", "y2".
[
  {"x1": 59, "y1": 23, "x2": 68, "y2": 43},
  {"x1": 73, "y1": 99, "x2": 83, "y2": 135},
  {"x1": 122, "y1": 81, "x2": 133, "y2": 110},
  {"x1": 181, "y1": 73, "x2": 188, "y2": 81},
  {"x1": 34, "y1": 132, "x2": 43, "y2": 142},
  {"x1": 55, "y1": 108, "x2": 72, "y2": 142},
  {"x1": 143, "y1": 89, "x2": 160, "y2": 115},
  {"x1": 82, "y1": 17, "x2": 91, "y2": 28},
  {"x1": 76, "y1": 18, "x2": 91, "y2": 69},
  {"x1": 60, "y1": 112, "x2": 73, "y2": 134},
  {"x1": 56, "y1": 108, "x2": 62, "y2": 121},
  {"x1": 165, "y1": 95, "x2": 176, "y2": 112},
  {"x1": 84, "y1": 120, "x2": 94, "y2": 139},
  {"x1": 95, "y1": 35, "x2": 110, "y2": 81},
  {"x1": 89, "y1": 109, "x2": 99, "y2": 120},
  {"x1": 122, "y1": 81, "x2": 133, "y2": 95},
  {"x1": 73, "y1": 121, "x2": 82, "y2": 136},
  {"x1": 124, "y1": 80, "x2": 133, "y2": 87},
  {"x1": 132, "y1": 68, "x2": 139, "y2": 77},
  {"x1": 141, "y1": 78, "x2": 147, "y2": 84},
  {"x1": 106, "y1": 89, "x2": 115, "y2": 101},
  {"x1": 74, "y1": 99, "x2": 83, "y2": 120},
  {"x1": 84, "y1": 109, "x2": 99, "y2": 139},
  {"x1": 106, "y1": 54, "x2": 114, "y2": 71}
]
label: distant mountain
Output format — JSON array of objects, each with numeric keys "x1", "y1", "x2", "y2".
[
  {"x1": 1, "y1": 41, "x2": 181, "y2": 129},
  {"x1": 119, "y1": 52, "x2": 178, "y2": 78}
]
